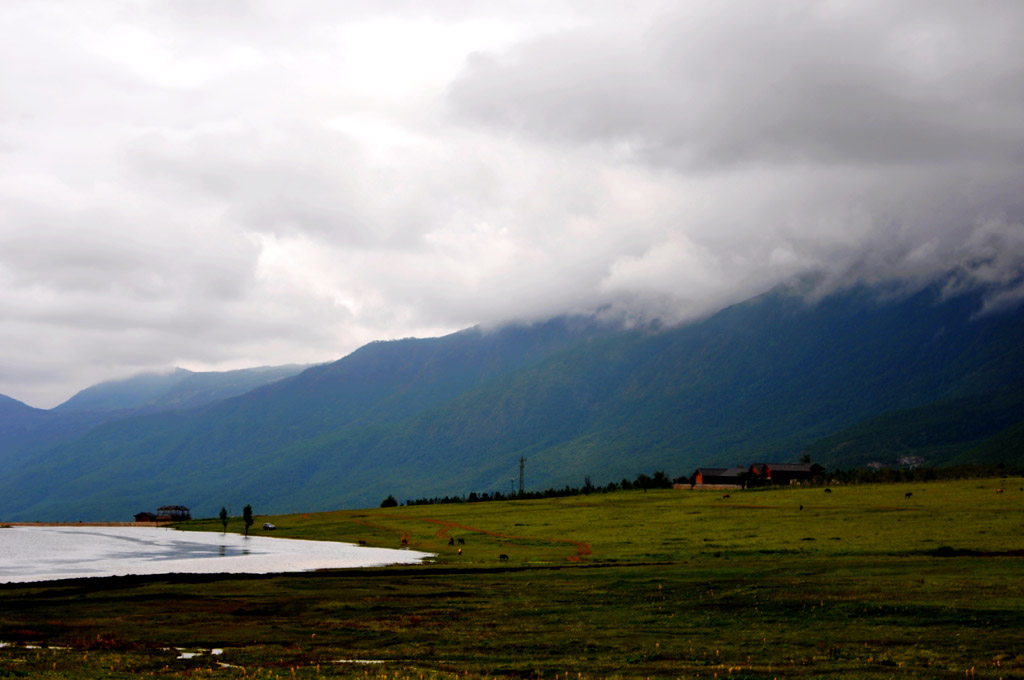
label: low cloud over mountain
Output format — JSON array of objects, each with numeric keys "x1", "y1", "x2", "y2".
[{"x1": 2, "y1": 1, "x2": 1022, "y2": 407}]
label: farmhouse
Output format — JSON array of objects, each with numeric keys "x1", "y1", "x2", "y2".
[
  {"x1": 748, "y1": 462, "x2": 825, "y2": 486},
  {"x1": 156, "y1": 505, "x2": 191, "y2": 521},
  {"x1": 692, "y1": 467, "x2": 747, "y2": 488},
  {"x1": 134, "y1": 505, "x2": 191, "y2": 522},
  {"x1": 689, "y1": 461, "x2": 827, "y2": 489}
]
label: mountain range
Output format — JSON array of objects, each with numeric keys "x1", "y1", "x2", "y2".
[
  {"x1": 0, "y1": 364, "x2": 310, "y2": 464},
  {"x1": 1, "y1": 278, "x2": 1022, "y2": 521}
]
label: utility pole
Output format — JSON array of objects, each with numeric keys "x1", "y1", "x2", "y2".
[{"x1": 519, "y1": 456, "x2": 525, "y2": 496}]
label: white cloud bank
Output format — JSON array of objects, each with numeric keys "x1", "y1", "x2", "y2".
[{"x1": 1, "y1": 1, "x2": 1022, "y2": 407}]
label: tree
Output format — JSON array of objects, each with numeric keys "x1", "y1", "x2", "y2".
[
  {"x1": 242, "y1": 504, "x2": 253, "y2": 536},
  {"x1": 219, "y1": 506, "x2": 228, "y2": 534},
  {"x1": 651, "y1": 470, "x2": 672, "y2": 488},
  {"x1": 380, "y1": 494, "x2": 398, "y2": 508}
]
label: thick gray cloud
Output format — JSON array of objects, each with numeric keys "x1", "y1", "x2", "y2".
[
  {"x1": 1, "y1": 0, "x2": 1022, "y2": 407},
  {"x1": 449, "y1": 1, "x2": 1024, "y2": 306},
  {"x1": 450, "y1": 2, "x2": 1024, "y2": 166}
]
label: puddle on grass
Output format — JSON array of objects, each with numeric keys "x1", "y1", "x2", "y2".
[
  {"x1": 1, "y1": 642, "x2": 60, "y2": 650},
  {"x1": 5, "y1": 641, "x2": 242, "y2": 670},
  {"x1": 174, "y1": 648, "x2": 223, "y2": 660},
  {"x1": 4, "y1": 642, "x2": 387, "y2": 671}
]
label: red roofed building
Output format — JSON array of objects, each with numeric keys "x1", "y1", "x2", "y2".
[{"x1": 748, "y1": 462, "x2": 824, "y2": 486}]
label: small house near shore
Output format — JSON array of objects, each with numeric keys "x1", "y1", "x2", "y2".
[
  {"x1": 134, "y1": 505, "x2": 191, "y2": 522},
  {"x1": 157, "y1": 505, "x2": 191, "y2": 521}
]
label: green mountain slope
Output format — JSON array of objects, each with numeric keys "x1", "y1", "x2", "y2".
[
  {"x1": 353, "y1": 283, "x2": 1024, "y2": 499},
  {"x1": 2, "y1": 283, "x2": 1022, "y2": 521},
  {"x1": 799, "y1": 390, "x2": 1024, "y2": 468},
  {"x1": 962, "y1": 421, "x2": 1024, "y2": 465},
  {"x1": 0, "y1": 318, "x2": 619, "y2": 518},
  {"x1": 0, "y1": 394, "x2": 111, "y2": 470}
]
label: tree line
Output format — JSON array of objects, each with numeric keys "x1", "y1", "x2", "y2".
[
  {"x1": 218, "y1": 504, "x2": 254, "y2": 535},
  {"x1": 397, "y1": 470, "x2": 677, "y2": 507},
  {"x1": 827, "y1": 462, "x2": 1023, "y2": 485},
  {"x1": 387, "y1": 463, "x2": 1024, "y2": 508}
]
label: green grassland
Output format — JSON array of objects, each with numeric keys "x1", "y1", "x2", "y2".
[{"x1": 2, "y1": 478, "x2": 1023, "y2": 678}]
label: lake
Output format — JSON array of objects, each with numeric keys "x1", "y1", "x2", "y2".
[{"x1": 0, "y1": 525, "x2": 432, "y2": 584}]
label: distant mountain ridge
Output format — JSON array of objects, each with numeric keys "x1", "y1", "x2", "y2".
[
  {"x1": 0, "y1": 364, "x2": 309, "y2": 474},
  {"x1": 1, "y1": 280, "x2": 1022, "y2": 521},
  {"x1": 0, "y1": 393, "x2": 113, "y2": 470},
  {"x1": 53, "y1": 364, "x2": 311, "y2": 415}
]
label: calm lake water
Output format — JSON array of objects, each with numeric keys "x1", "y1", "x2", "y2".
[{"x1": 0, "y1": 526, "x2": 432, "y2": 584}]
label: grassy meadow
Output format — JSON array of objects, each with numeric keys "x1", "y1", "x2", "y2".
[{"x1": 2, "y1": 478, "x2": 1023, "y2": 678}]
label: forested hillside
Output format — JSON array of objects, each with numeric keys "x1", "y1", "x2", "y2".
[{"x1": 1, "y1": 281, "x2": 1022, "y2": 521}]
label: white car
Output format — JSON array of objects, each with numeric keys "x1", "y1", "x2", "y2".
[{"x1": 262, "y1": 522, "x2": 276, "y2": 530}]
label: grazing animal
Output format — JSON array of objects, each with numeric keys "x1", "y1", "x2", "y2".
[
  {"x1": 457, "y1": 538, "x2": 465, "y2": 545},
  {"x1": 400, "y1": 532, "x2": 409, "y2": 547},
  {"x1": 357, "y1": 539, "x2": 367, "y2": 546},
  {"x1": 997, "y1": 488, "x2": 1004, "y2": 494},
  {"x1": 722, "y1": 494, "x2": 730, "y2": 499},
  {"x1": 499, "y1": 554, "x2": 509, "y2": 562},
  {"x1": 905, "y1": 492, "x2": 913, "y2": 499},
  {"x1": 824, "y1": 488, "x2": 832, "y2": 494}
]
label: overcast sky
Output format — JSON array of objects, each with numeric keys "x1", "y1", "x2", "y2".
[{"x1": 2, "y1": 1, "x2": 1023, "y2": 408}]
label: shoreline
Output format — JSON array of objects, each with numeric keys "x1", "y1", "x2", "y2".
[
  {"x1": 1, "y1": 521, "x2": 172, "y2": 527},
  {"x1": 0, "y1": 525, "x2": 433, "y2": 585}
]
